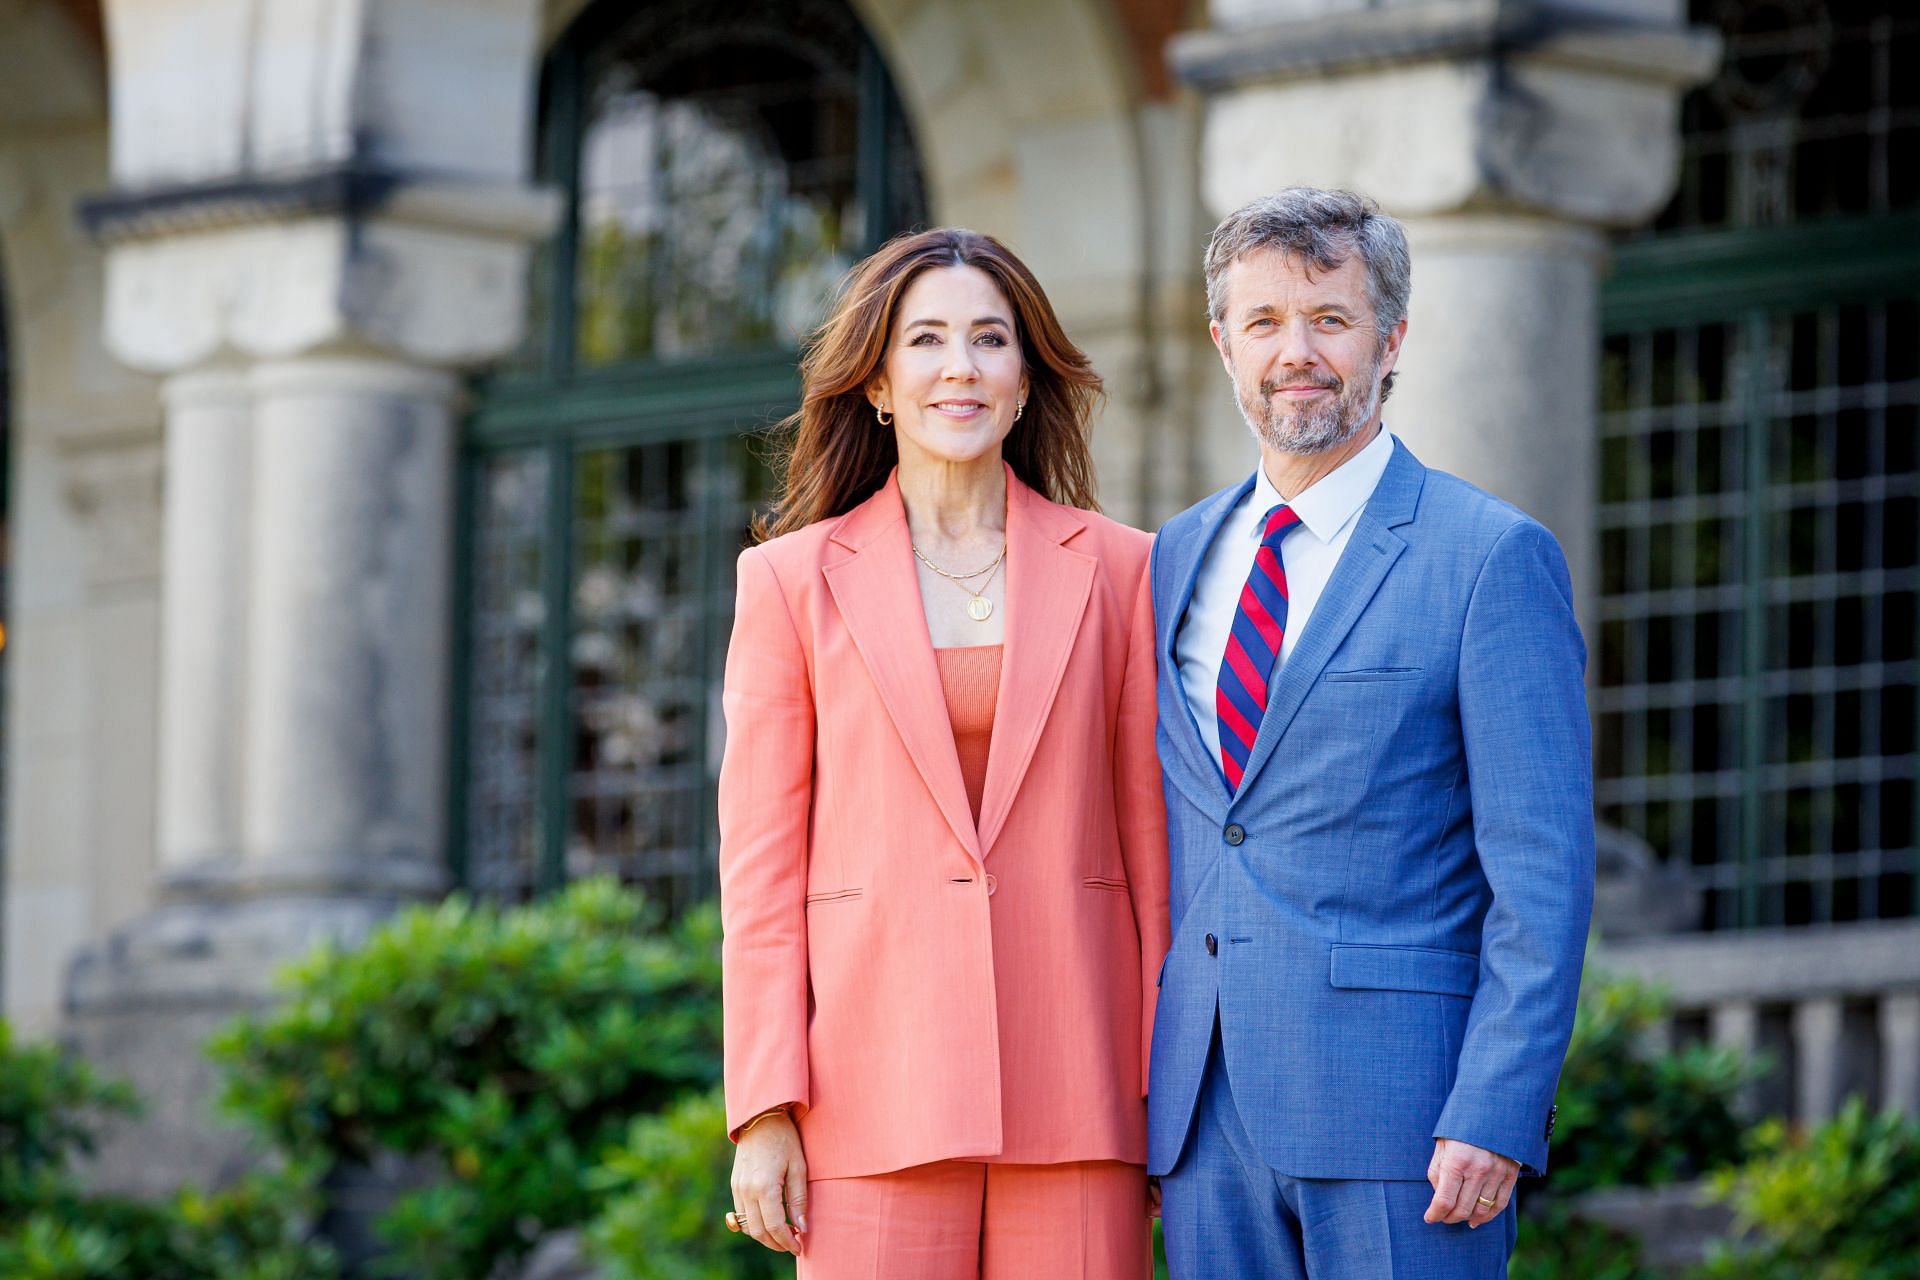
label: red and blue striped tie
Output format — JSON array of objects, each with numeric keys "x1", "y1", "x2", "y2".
[{"x1": 1217, "y1": 504, "x2": 1301, "y2": 792}]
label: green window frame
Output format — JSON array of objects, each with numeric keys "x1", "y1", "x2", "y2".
[
  {"x1": 1594, "y1": 0, "x2": 1920, "y2": 931},
  {"x1": 451, "y1": 0, "x2": 923, "y2": 905}
]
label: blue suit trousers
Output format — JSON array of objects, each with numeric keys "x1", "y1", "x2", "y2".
[{"x1": 1160, "y1": 1024, "x2": 1516, "y2": 1280}]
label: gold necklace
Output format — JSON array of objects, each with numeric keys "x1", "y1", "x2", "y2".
[
  {"x1": 913, "y1": 541, "x2": 1006, "y2": 622},
  {"x1": 911, "y1": 540, "x2": 1007, "y2": 582}
]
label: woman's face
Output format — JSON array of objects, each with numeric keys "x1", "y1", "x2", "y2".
[{"x1": 867, "y1": 265, "x2": 1029, "y2": 471}]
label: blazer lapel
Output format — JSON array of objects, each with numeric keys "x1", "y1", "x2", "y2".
[
  {"x1": 822, "y1": 475, "x2": 983, "y2": 863},
  {"x1": 977, "y1": 468, "x2": 1095, "y2": 856},
  {"x1": 1232, "y1": 439, "x2": 1426, "y2": 799},
  {"x1": 1160, "y1": 474, "x2": 1257, "y2": 813}
]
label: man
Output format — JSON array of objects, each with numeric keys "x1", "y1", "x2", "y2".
[{"x1": 1148, "y1": 187, "x2": 1594, "y2": 1278}]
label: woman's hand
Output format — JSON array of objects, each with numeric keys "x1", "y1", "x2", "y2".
[{"x1": 731, "y1": 1111, "x2": 808, "y2": 1255}]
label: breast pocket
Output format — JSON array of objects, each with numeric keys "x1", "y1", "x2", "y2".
[{"x1": 1322, "y1": 667, "x2": 1424, "y2": 683}]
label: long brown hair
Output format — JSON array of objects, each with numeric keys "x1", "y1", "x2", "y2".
[{"x1": 754, "y1": 228, "x2": 1103, "y2": 541}]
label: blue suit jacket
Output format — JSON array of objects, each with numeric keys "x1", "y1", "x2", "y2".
[{"x1": 1146, "y1": 437, "x2": 1594, "y2": 1181}]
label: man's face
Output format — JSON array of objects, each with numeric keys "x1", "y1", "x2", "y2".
[{"x1": 1210, "y1": 248, "x2": 1406, "y2": 455}]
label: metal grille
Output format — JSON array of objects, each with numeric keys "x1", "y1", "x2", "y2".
[
  {"x1": 1656, "y1": 0, "x2": 1919, "y2": 233},
  {"x1": 1597, "y1": 299, "x2": 1920, "y2": 928},
  {"x1": 464, "y1": 451, "x2": 550, "y2": 899},
  {"x1": 461, "y1": 0, "x2": 923, "y2": 906},
  {"x1": 562, "y1": 436, "x2": 774, "y2": 912},
  {"x1": 573, "y1": 0, "x2": 926, "y2": 366},
  {"x1": 463, "y1": 434, "x2": 774, "y2": 907}
]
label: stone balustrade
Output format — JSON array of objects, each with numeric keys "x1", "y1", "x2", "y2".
[{"x1": 1598, "y1": 919, "x2": 1920, "y2": 1122}]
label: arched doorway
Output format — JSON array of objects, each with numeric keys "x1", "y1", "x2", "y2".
[{"x1": 458, "y1": 0, "x2": 927, "y2": 909}]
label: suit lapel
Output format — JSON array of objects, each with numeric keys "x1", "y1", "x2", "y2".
[
  {"x1": 1160, "y1": 475, "x2": 1257, "y2": 814},
  {"x1": 822, "y1": 475, "x2": 982, "y2": 862},
  {"x1": 977, "y1": 468, "x2": 1095, "y2": 856},
  {"x1": 1231, "y1": 439, "x2": 1426, "y2": 799}
]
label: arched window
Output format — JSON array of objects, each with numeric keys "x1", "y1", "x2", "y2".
[
  {"x1": 457, "y1": 0, "x2": 926, "y2": 907},
  {"x1": 1596, "y1": 0, "x2": 1920, "y2": 930}
]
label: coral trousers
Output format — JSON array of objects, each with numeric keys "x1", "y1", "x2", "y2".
[{"x1": 794, "y1": 1159, "x2": 1152, "y2": 1279}]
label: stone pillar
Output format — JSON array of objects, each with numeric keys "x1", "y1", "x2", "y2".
[
  {"x1": 64, "y1": 0, "x2": 557, "y2": 1196},
  {"x1": 1169, "y1": 0, "x2": 1720, "y2": 636},
  {"x1": 1878, "y1": 992, "x2": 1920, "y2": 1117},
  {"x1": 238, "y1": 358, "x2": 457, "y2": 901},
  {"x1": 155, "y1": 369, "x2": 251, "y2": 875}
]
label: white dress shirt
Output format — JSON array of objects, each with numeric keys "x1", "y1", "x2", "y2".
[{"x1": 1176, "y1": 426, "x2": 1396, "y2": 769}]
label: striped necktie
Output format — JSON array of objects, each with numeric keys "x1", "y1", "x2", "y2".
[{"x1": 1216, "y1": 503, "x2": 1301, "y2": 792}]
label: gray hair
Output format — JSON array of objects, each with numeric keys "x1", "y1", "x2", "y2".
[{"x1": 1204, "y1": 187, "x2": 1412, "y2": 342}]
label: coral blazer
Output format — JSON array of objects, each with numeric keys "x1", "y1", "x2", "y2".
[{"x1": 718, "y1": 465, "x2": 1170, "y2": 1180}]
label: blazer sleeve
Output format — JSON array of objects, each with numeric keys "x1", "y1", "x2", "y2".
[
  {"x1": 1115, "y1": 546, "x2": 1172, "y2": 1097},
  {"x1": 1434, "y1": 519, "x2": 1595, "y2": 1174},
  {"x1": 717, "y1": 545, "x2": 816, "y2": 1139}
]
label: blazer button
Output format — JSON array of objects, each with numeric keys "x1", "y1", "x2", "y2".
[
  {"x1": 1205, "y1": 933, "x2": 1218, "y2": 955},
  {"x1": 1224, "y1": 824, "x2": 1245, "y2": 845},
  {"x1": 985, "y1": 873, "x2": 998, "y2": 896}
]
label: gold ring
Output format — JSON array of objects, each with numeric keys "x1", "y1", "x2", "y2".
[
  {"x1": 1476, "y1": 1196, "x2": 1498, "y2": 1209},
  {"x1": 725, "y1": 1211, "x2": 744, "y2": 1232}
]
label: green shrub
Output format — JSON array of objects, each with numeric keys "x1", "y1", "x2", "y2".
[
  {"x1": 210, "y1": 878, "x2": 723, "y2": 1279},
  {"x1": 1547, "y1": 972, "x2": 1754, "y2": 1197},
  {"x1": 1510, "y1": 968, "x2": 1757, "y2": 1278},
  {"x1": 1697, "y1": 1099, "x2": 1920, "y2": 1280},
  {"x1": 585, "y1": 1085, "x2": 780, "y2": 1280},
  {"x1": 0, "y1": 1022, "x2": 138, "y2": 1209},
  {"x1": 0, "y1": 1022, "x2": 335, "y2": 1280},
  {"x1": 1508, "y1": 1200, "x2": 1655, "y2": 1280}
]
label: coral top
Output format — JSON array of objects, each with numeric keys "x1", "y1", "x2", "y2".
[{"x1": 934, "y1": 645, "x2": 1003, "y2": 825}]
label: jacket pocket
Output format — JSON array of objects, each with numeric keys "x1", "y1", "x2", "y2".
[
  {"x1": 804, "y1": 888, "x2": 863, "y2": 906},
  {"x1": 1329, "y1": 944, "x2": 1478, "y2": 997},
  {"x1": 1322, "y1": 667, "x2": 1423, "y2": 683},
  {"x1": 1083, "y1": 876, "x2": 1130, "y2": 895}
]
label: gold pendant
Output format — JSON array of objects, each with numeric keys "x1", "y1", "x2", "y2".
[{"x1": 967, "y1": 595, "x2": 994, "y2": 622}]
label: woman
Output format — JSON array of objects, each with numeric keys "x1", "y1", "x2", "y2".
[{"x1": 718, "y1": 227, "x2": 1169, "y2": 1278}]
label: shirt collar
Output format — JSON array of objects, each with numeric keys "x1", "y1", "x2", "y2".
[{"x1": 1244, "y1": 426, "x2": 1395, "y2": 544}]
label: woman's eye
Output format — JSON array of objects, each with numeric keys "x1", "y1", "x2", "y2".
[
  {"x1": 909, "y1": 332, "x2": 939, "y2": 346},
  {"x1": 976, "y1": 331, "x2": 1008, "y2": 347}
]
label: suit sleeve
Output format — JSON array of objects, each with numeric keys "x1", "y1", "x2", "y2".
[
  {"x1": 717, "y1": 546, "x2": 815, "y2": 1140},
  {"x1": 1434, "y1": 519, "x2": 1594, "y2": 1174},
  {"x1": 1116, "y1": 542, "x2": 1172, "y2": 1098}
]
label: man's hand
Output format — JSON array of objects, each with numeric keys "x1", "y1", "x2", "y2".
[{"x1": 1424, "y1": 1138, "x2": 1518, "y2": 1229}]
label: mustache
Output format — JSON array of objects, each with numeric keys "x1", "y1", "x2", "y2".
[{"x1": 1260, "y1": 373, "x2": 1343, "y2": 397}]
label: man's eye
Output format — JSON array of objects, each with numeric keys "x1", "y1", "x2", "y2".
[{"x1": 1250, "y1": 318, "x2": 1275, "y2": 329}]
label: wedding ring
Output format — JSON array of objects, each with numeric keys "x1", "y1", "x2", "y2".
[
  {"x1": 725, "y1": 1211, "x2": 745, "y2": 1232},
  {"x1": 1476, "y1": 1196, "x2": 1498, "y2": 1209}
]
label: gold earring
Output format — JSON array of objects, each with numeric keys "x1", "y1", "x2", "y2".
[{"x1": 876, "y1": 403, "x2": 893, "y2": 427}]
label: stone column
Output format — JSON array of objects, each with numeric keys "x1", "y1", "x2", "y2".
[
  {"x1": 155, "y1": 369, "x2": 251, "y2": 876},
  {"x1": 1170, "y1": 0, "x2": 1720, "y2": 636},
  {"x1": 64, "y1": 0, "x2": 557, "y2": 1196},
  {"x1": 239, "y1": 358, "x2": 458, "y2": 901}
]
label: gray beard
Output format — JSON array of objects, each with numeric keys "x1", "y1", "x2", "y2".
[{"x1": 1234, "y1": 347, "x2": 1384, "y2": 456}]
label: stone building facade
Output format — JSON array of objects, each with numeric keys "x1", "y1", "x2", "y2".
[{"x1": 0, "y1": 0, "x2": 1914, "y2": 1184}]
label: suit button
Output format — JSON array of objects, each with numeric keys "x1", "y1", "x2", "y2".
[
  {"x1": 1205, "y1": 933, "x2": 1218, "y2": 955},
  {"x1": 985, "y1": 874, "x2": 997, "y2": 896},
  {"x1": 1224, "y1": 824, "x2": 1245, "y2": 845}
]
